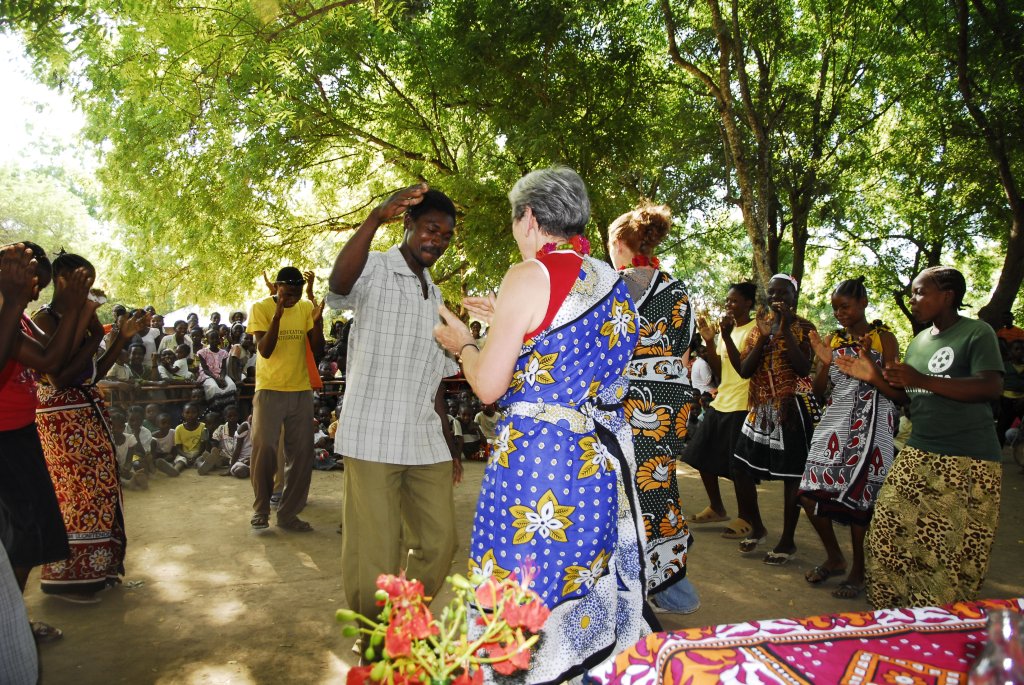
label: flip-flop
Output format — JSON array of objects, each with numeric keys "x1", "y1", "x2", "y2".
[
  {"x1": 30, "y1": 621, "x2": 63, "y2": 643},
  {"x1": 805, "y1": 564, "x2": 847, "y2": 584},
  {"x1": 250, "y1": 513, "x2": 269, "y2": 530},
  {"x1": 763, "y1": 550, "x2": 795, "y2": 566},
  {"x1": 738, "y1": 535, "x2": 767, "y2": 553},
  {"x1": 690, "y1": 506, "x2": 729, "y2": 524},
  {"x1": 832, "y1": 582, "x2": 865, "y2": 599},
  {"x1": 721, "y1": 518, "x2": 753, "y2": 539}
]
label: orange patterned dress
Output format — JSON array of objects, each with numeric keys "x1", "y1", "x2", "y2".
[{"x1": 36, "y1": 379, "x2": 126, "y2": 595}]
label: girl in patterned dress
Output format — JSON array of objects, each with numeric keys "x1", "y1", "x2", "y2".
[
  {"x1": 434, "y1": 167, "x2": 651, "y2": 684},
  {"x1": 607, "y1": 204, "x2": 696, "y2": 614},
  {"x1": 798, "y1": 277, "x2": 900, "y2": 599},
  {"x1": 33, "y1": 253, "x2": 148, "y2": 602},
  {"x1": 732, "y1": 275, "x2": 819, "y2": 565}
]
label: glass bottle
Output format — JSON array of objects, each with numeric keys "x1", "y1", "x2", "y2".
[{"x1": 968, "y1": 610, "x2": 1024, "y2": 685}]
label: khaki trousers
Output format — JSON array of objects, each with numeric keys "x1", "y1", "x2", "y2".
[
  {"x1": 342, "y1": 457, "x2": 456, "y2": 616},
  {"x1": 250, "y1": 390, "x2": 314, "y2": 523}
]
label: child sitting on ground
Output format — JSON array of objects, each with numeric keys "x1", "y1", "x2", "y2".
[
  {"x1": 143, "y1": 403, "x2": 160, "y2": 431},
  {"x1": 227, "y1": 415, "x2": 252, "y2": 478},
  {"x1": 187, "y1": 387, "x2": 210, "y2": 423},
  {"x1": 199, "y1": 406, "x2": 239, "y2": 475},
  {"x1": 111, "y1": 409, "x2": 148, "y2": 490},
  {"x1": 457, "y1": 404, "x2": 483, "y2": 460},
  {"x1": 313, "y1": 407, "x2": 341, "y2": 470},
  {"x1": 151, "y1": 412, "x2": 179, "y2": 477},
  {"x1": 127, "y1": 405, "x2": 155, "y2": 474},
  {"x1": 172, "y1": 402, "x2": 210, "y2": 472}
]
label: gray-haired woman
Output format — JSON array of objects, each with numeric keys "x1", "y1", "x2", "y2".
[{"x1": 435, "y1": 167, "x2": 652, "y2": 683}]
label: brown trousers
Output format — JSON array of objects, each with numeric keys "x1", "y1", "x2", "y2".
[
  {"x1": 250, "y1": 390, "x2": 314, "y2": 523},
  {"x1": 341, "y1": 457, "x2": 457, "y2": 617}
]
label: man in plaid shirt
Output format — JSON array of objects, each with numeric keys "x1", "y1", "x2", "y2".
[{"x1": 327, "y1": 183, "x2": 462, "y2": 619}]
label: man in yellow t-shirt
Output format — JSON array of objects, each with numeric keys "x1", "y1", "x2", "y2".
[{"x1": 246, "y1": 266, "x2": 324, "y2": 531}]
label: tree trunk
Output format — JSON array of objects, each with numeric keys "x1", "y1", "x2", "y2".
[
  {"x1": 978, "y1": 212, "x2": 1024, "y2": 325},
  {"x1": 954, "y1": 0, "x2": 1024, "y2": 325}
]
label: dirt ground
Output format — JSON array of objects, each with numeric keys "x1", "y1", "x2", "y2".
[{"x1": 23, "y1": 456, "x2": 1024, "y2": 685}]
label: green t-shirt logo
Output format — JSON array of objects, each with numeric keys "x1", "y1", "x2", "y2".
[{"x1": 927, "y1": 346, "x2": 955, "y2": 374}]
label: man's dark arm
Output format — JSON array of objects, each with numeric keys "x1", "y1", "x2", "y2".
[{"x1": 328, "y1": 183, "x2": 428, "y2": 295}]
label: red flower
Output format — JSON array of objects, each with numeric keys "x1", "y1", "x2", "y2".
[
  {"x1": 505, "y1": 643, "x2": 531, "y2": 672},
  {"x1": 501, "y1": 596, "x2": 550, "y2": 633},
  {"x1": 376, "y1": 573, "x2": 425, "y2": 603},
  {"x1": 393, "y1": 602, "x2": 438, "y2": 640},
  {"x1": 346, "y1": 665, "x2": 373, "y2": 685},
  {"x1": 484, "y1": 641, "x2": 532, "y2": 675},
  {"x1": 385, "y1": 623, "x2": 413, "y2": 658},
  {"x1": 452, "y1": 668, "x2": 484, "y2": 685},
  {"x1": 569, "y1": 235, "x2": 592, "y2": 256},
  {"x1": 474, "y1": 577, "x2": 503, "y2": 610}
]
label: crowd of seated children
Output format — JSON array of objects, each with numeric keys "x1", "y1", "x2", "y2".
[{"x1": 101, "y1": 305, "x2": 494, "y2": 493}]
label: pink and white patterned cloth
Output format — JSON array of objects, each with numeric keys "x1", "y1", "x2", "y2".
[{"x1": 586, "y1": 598, "x2": 1023, "y2": 685}]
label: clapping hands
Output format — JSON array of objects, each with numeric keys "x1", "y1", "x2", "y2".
[
  {"x1": 462, "y1": 293, "x2": 497, "y2": 326},
  {"x1": 0, "y1": 243, "x2": 40, "y2": 306},
  {"x1": 808, "y1": 330, "x2": 833, "y2": 366}
]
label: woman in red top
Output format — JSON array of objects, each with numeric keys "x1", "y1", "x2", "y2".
[
  {"x1": 0, "y1": 243, "x2": 93, "y2": 641},
  {"x1": 0, "y1": 244, "x2": 53, "y2": 677}
]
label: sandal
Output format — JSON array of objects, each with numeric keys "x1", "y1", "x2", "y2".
[
  {"x1": 721, "y1": 518, "x2": 753, "y2": 539},
  {"x1": 738, "y1": 535, "x2": 767, "y2": 553},
  {"x1": 832, "y1": 582, "x2": 865, "y2": 599},
  {"x1": 805, "y1": 564, "x2": 847, "y2": 584},
  {"x1": 690, "y1": 506, "x2": 729, "y2": 524},
  {"x1": 277, "y1": 517, "x2": 313, "y2": 533},
  {"x1": 250, "y1": 513, "x2": 269, "y2": 530},
  {"x1": 763, "y1": 550, "x2": 795, "y2": 566},
  {"x1": 31, "y1": 621, "x2": 63, "y2": 643}
]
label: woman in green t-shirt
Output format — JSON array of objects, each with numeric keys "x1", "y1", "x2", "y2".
[{"x1": 837, "y1": 266, "x2": 1004, "y2": 609}]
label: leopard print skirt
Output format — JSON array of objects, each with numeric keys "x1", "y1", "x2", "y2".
[{"x1": 865, "y1": 446, "x2": 1001, "y2": 609}]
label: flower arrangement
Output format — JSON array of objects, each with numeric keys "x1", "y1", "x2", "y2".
[{"x1": 337, "y1": 564, "x2": 550, "y2": 685}]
